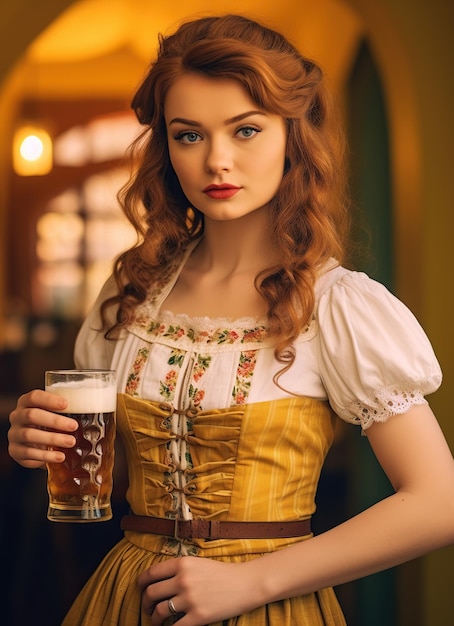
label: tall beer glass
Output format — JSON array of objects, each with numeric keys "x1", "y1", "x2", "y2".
[{"x1": 45, "y1": 369, "x2": 117, "y2": 522}]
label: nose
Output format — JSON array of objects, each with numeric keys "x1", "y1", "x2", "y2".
[{"x1": 205, "y1": 137, "x2": 233, "y2": 174}]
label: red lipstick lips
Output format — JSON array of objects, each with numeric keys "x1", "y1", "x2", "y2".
[{"x1": 203, "y1": 184, "x2": 240, "y2": 199}]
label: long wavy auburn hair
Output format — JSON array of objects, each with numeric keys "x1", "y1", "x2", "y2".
[{"x1": 102, "y1": 14, "x2": 351, "y2": 366}]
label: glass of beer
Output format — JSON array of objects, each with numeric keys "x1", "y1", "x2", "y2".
[{"x1": 45, "y1": 369, "x2": 117, "y2": 522}]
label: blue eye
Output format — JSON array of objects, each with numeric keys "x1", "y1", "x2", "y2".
[
  {"x1": 175, "y1": 131, "x2": 201, "y2": 144},
  {"x1": 237, "y1": 126, "x2": 260, "y2": 139}
]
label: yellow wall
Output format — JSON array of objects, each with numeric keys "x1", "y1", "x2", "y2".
[
  {"x1": 379, "y1": 3, "x2": 454, "y2": 623},
  {"x1": 1, "y1": 1, "x2": 453, "y2": 623},
  {"x1": 353, "y1": 4, "x2": 454, "y2": 620}
]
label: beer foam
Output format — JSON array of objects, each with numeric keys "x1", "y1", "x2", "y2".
[{"x1": 46, "y1": 380, "x2": 117, "y2": 413}]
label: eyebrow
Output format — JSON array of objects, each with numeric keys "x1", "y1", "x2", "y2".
[{"x1": 168, "y1": 110, "x2": 266, "y2": 126}]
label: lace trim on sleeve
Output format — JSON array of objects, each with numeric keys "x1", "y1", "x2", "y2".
[{"x1": 338, "y1": 382, "x2": 440, "y2": 431}]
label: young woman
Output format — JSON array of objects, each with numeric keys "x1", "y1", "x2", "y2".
[{"x1": 8, "y1": 14, "x2": 454, "y2": 626}]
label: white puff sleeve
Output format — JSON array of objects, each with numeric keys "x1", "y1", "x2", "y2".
[
  {"x1": 316, "y1": 269, "x2": 442, "y2": 430},
  {"x1": 73, "y1": 275, "x2": 119, "y2": 370}
]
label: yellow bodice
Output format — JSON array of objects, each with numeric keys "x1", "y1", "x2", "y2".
[{"x1": 117, "y1": 393, "x2": 336, "y2": 557}]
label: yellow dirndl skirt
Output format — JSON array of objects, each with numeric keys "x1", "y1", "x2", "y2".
[{"x1": 62, "y1": 395, "x2": 346, "y2": 625}]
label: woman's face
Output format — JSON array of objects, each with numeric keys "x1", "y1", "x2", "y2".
[{"x1": 164, "y1": 73, "x2": 287, "y2": 222}]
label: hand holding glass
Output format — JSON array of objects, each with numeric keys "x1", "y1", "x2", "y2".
[{"x1": 45, "y1": 370, "x2": 117, "y2": 522}]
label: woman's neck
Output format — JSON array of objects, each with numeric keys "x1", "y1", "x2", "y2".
[
  {"x1": 193, "y1": 209, "x2": 278, "y2": 278},
  {"x1": 160, "y1": 208, "x2": 279, "y2": 319}
]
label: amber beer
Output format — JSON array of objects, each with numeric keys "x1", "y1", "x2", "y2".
[{"x1": 45, "y1": 370, "x2": 116, "y2": 522}]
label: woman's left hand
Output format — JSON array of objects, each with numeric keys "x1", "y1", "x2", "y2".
[{"x1": 137, "y1": 556, "x2": 262, "y2": 625}]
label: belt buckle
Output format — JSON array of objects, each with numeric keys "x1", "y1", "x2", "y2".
[
  {"x1": 174, "y1": 518, "x2": 180, "y2": 539},
  {"x1": 174, "y1": 519, "x2": 212, "y2": 540},
  {"x1": 174, "y1": 518, "x2": 192, "y2": 540}
]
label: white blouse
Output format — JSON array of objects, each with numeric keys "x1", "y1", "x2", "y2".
[{"x1": 74, "y1": 251, "x2": 442, "y2": 431}]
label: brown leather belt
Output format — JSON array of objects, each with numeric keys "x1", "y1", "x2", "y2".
[{"x1": 120, "y1": 514, "x2": 311, "y2": 540}]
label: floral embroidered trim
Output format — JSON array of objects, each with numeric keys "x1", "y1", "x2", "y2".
[
  {"x1": 147, "y1": 262, "x2": 180, "y2": 307},
  {"x1": 125, "y1": 346, "x2": 150, "y2": 396},
  {"x1": 140, "y1": 319, "x2": 269, "y2": 347},
  {"x1": 188, "y1": 354, "x2": 211, "y2": 409},
  {"x1": 232, "y1": 350, "x2": 257, "y2": 405},
  {"x1": 159, "y1": 349, "x2": 185, "y2": 402}
]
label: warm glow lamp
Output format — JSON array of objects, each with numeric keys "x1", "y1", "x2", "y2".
[{"x1": 13, "y1": 124, "x2": 53, "y2": 175}]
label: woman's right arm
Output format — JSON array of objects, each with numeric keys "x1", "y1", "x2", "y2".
[
  {"x1": 8, "y1": 277, "x2": 118, "y2": 470},
  {"x1": 8, "y1": 390, "x2": 78, "y2": 469}
]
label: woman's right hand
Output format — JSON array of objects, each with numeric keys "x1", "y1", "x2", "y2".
[{"x1": 8, "y1": 390, "x2": 78, "y2": 469}]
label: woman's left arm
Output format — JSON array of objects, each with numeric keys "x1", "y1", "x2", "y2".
[{"x1": 138, "y1": 403, "x2": 454, "y2": 625}]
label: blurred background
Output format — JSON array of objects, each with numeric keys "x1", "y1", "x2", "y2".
[{"x1": 0, "y1": 0, "x2": 452, "y2": 624}]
